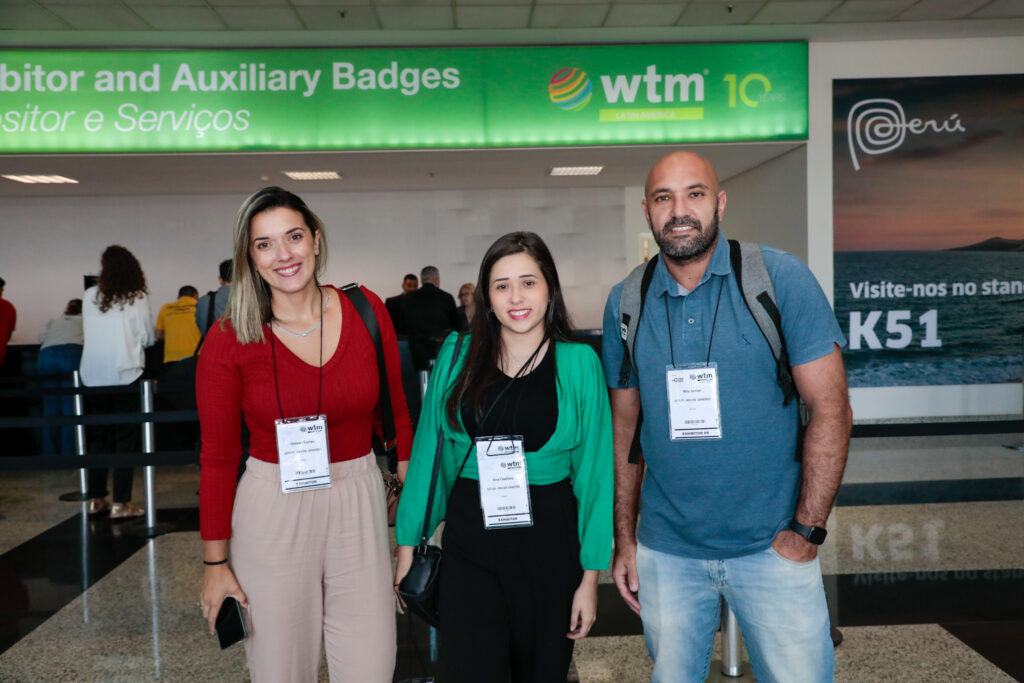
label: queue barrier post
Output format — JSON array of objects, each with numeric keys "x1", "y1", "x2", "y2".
[
  {"x1": 418, "y1": 370, "x2": 430, "y2": 405},
  {"x1": 123, "y1": 380, "x2": 175, "y2": 538},
  {"x1": 58, "y1": 370, "x2": 90, "y2": 502},
  {"x1": 720, "y1": 599, "x2": 744, "y2": 677}
]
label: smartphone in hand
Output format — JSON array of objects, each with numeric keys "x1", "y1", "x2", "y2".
[{"x1": 215, "y1": 597, "x2": 247, "y2": 650}]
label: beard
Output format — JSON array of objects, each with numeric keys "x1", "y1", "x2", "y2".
[{"x1": 649, "y1": 201, "x2": 720, "y2": 263}]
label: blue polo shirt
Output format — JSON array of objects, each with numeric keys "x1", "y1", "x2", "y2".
[{"x1": 602, "y1": 235, "x2": 845, "y2": 559}]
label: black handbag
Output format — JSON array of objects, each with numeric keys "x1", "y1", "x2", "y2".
[{"x1": 397, "y1": 332, "x2": 466, "y2": 629}]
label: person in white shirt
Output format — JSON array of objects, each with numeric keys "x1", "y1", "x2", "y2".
[{"x1": 80, "y1": 245, "x2": 155, "y2": 519}]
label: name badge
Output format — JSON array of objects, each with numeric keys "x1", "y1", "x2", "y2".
[
  {"x1": 475, "y1": 436, "x2": 532, "y2": 529},
  {"x1": 275, "y1": 414, "x2": 332, "y2": 493},
  {"x1": 666, "y1": 363, "x2": 723, "y2": 441}
]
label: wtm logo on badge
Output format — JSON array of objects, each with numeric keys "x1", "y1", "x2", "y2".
[{"x1": 548, "y1": 68, "x2": 592, "y2": 111}]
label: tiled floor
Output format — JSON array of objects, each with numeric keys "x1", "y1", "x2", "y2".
[{"x1": 0, "y1": 432, "x2": 1021, "y2": 682}]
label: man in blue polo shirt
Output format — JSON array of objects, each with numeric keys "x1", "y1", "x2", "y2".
[{"x1": 602, "y1": 151, "x2": 852, "y2": 682}]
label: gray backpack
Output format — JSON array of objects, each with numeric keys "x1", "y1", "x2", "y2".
[{"x1": 616, "y1": 239, "x2": 802, "y2": 463}]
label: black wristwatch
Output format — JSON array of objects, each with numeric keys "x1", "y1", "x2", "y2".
[{"x1": 788, "y1": 520, "x2": 827, "y2": 545}]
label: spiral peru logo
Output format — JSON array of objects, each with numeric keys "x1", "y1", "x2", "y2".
[
  {"x1": 847, "y1": 98, "x2": 965, "y2": 171},
  {"x1": 549, "y1": 67, "x2": 592, "y2": 111}
]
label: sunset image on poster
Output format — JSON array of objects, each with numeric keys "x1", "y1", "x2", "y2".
[{"x1": 833, "y1": 75, "x2": 1024, "y2": 388}]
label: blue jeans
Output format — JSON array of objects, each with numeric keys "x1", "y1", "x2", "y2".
[
  {"x1": 637, "y1": 541, "x2": 834, "y2": 683},
  {"x1": 36, "y1": 343, "x2": 83, "y2": 456}
]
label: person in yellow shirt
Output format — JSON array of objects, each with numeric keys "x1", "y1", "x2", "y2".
[{"x1": 156, "y1": 286, "x2": 200, "y2": 364}]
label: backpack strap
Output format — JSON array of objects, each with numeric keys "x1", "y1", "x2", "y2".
[
  {"x1": 193, "y1": 290, "x2": 219, "y2": 357},
  {"x1": 617, "y1": 255, "x2": 659, "y2": 464},
  {"x1": 618, "y1": 255, "x2": 660, "y2": 388},
  {"x1": 340, "y1": 284, "x2": 398, "y2": 474},
  {"x1": 728, "y1": 239, "x2": 797, "y2": 406}
]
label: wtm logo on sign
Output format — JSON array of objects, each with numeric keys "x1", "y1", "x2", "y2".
[
  {"x1": 549, "y1": 65, "x2": 707, "y2": 122},
  {"x1": 847, "y1": 98, "x2": 965, "y2": 171},
  {"x1": 548, "y1": 68, "x2": 592, "y2": 111}
]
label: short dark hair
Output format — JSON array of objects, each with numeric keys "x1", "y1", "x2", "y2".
[
  {"x1": 218, "y1": 259, "x2": 232, "y2": 283},
  {"x1": 0, "y1": 277, "x2": 5, "y2": 288},
  {"x1": 403, "y1": 273, "x2": 418, "y2": 282},
  {"x1": 179, "y1": 285, "x2": 198, "y2": 298}
]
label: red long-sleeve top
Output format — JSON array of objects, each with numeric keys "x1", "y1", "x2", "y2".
[{"x1": 197, "y1": 285, "x2": 413, "y2": 540}]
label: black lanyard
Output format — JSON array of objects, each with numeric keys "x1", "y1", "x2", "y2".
[
  {"x1": 664, "y1": 276, "x2": 724, "y2": 367},
  {"x1": 479, "y1": 335, "x2": 548, "y2": 443},
  {"x1": 269, "y1": 286, "x2": 324, "y2": 419},
  {"x1": 455, "y1": 335, "x2": 549, "y2": 477}
]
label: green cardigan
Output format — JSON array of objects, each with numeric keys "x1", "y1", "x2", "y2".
[{"x1": 395, "y1": 332, "x2": 613, "y2": 570}]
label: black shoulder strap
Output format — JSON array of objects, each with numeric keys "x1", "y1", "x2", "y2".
[
  {"x1": 193, "y1": 290, "x2": 219, "y2": 357},
  {"x1": 728, "y1": 239, "x2": 797, "y2": 406},
  {"x1": 340, "y1": 284, "x2": 398, "y2": 473}
]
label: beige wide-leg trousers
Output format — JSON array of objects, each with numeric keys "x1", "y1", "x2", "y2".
[{"x1": 229, "y1": 454, "x2": 396, "y2": 682}]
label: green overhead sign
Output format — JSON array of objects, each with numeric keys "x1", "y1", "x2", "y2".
[{"x1": 0, "y1": 43, "x2": 807, "y2": 153}]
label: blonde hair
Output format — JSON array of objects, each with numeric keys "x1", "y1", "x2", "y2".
[{"x1": 223, "y1": 187, "x2": 328, "y2": 344}]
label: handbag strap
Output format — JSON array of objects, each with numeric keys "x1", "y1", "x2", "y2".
[
  {"x1": 417, "y1": 332, "x2": 548, "y2": 548},
  {"x1": 419, "y1": 332, "x2": 465, "y2": 548},
  {"x1": 340, "y1": 283, "x2": 399, "y2": 474}
]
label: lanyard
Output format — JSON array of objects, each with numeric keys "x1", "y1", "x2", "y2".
[
  {"x1": 269, "y1": 286, "x2": 324, "y2": 419},
  {"x1": 664, "y1": 277, "x2": 725, "y2": 367},
  {"x1": 454, "y1": 335, "x2": 549, "y2": 479},
  {"x1": 479, "y1": 336, "x2": 548, "y2": 438}
]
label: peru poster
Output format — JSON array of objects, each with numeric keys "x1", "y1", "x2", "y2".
[{"x1": 833, "y1": 74, "x2": 1024, "y2": 388}]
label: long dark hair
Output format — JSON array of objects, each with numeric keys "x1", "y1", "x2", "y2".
[
  {"x1": 444, "y1": 231, "x2": 574, "y2": 429},
  {"x1": 96, "y1": 245, "x2": 147, "y2": 313}
]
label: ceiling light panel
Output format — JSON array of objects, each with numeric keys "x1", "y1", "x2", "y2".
[
  {"x1": 549, "y1": 166, "x2": 604, "y2": 176},
  {"x1": 2, "y1": 175, "x2": 79, "y2": 184},
  {"x1": 282, "y1": 171, "x2": 343, "y2": 180}
]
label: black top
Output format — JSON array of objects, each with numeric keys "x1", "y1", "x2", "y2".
[
  {"x1": 384, "y1": 293, "x2": 410, "y2": 336},
  {"x1": 405, "y1": 283, "x2": 460, "y2": 370},
  {"x1": 461, "y1": 348, "x2": 558, "y2": 453}
]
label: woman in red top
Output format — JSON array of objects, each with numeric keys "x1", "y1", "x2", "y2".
[{"x1": 197, "y1": 187, "x2": 412, "y2": 681}]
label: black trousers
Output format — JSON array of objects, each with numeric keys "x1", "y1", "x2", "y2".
[
  {"x1": 439, "y1": 477, "x2": 583, "y2": 683},
  {"x1": 85, "y1": 380, "x2": 140, "y2": 502}
]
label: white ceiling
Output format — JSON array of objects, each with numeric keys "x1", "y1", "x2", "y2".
[
  {"x1": 0, "y1": 0, "x2": 1021, "y2": 197},
  {"x1": 2, "y1": 0, "x2": 1022, "y2": 34}
]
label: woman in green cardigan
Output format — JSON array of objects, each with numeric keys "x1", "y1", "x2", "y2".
[{"x1": 395, "y1": 231, "x2": 613, "y2": 682}]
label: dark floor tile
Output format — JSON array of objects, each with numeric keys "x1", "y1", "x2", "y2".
[
  {"x1": 941, "y1": 620, "x2": 1024, "y2": 681},
  {"x1": 589, "y1": 584, "x2": 644, "y2": 637},
  {"x1": 0, "y1": 507, "x2": 198, "y2": 655},
  {"x1": 835, "y1": 478, "x2": 1023, "y2": 506},
  {"x1": 832, "y1": 570, "x2": 1024, "y2": 626}
]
